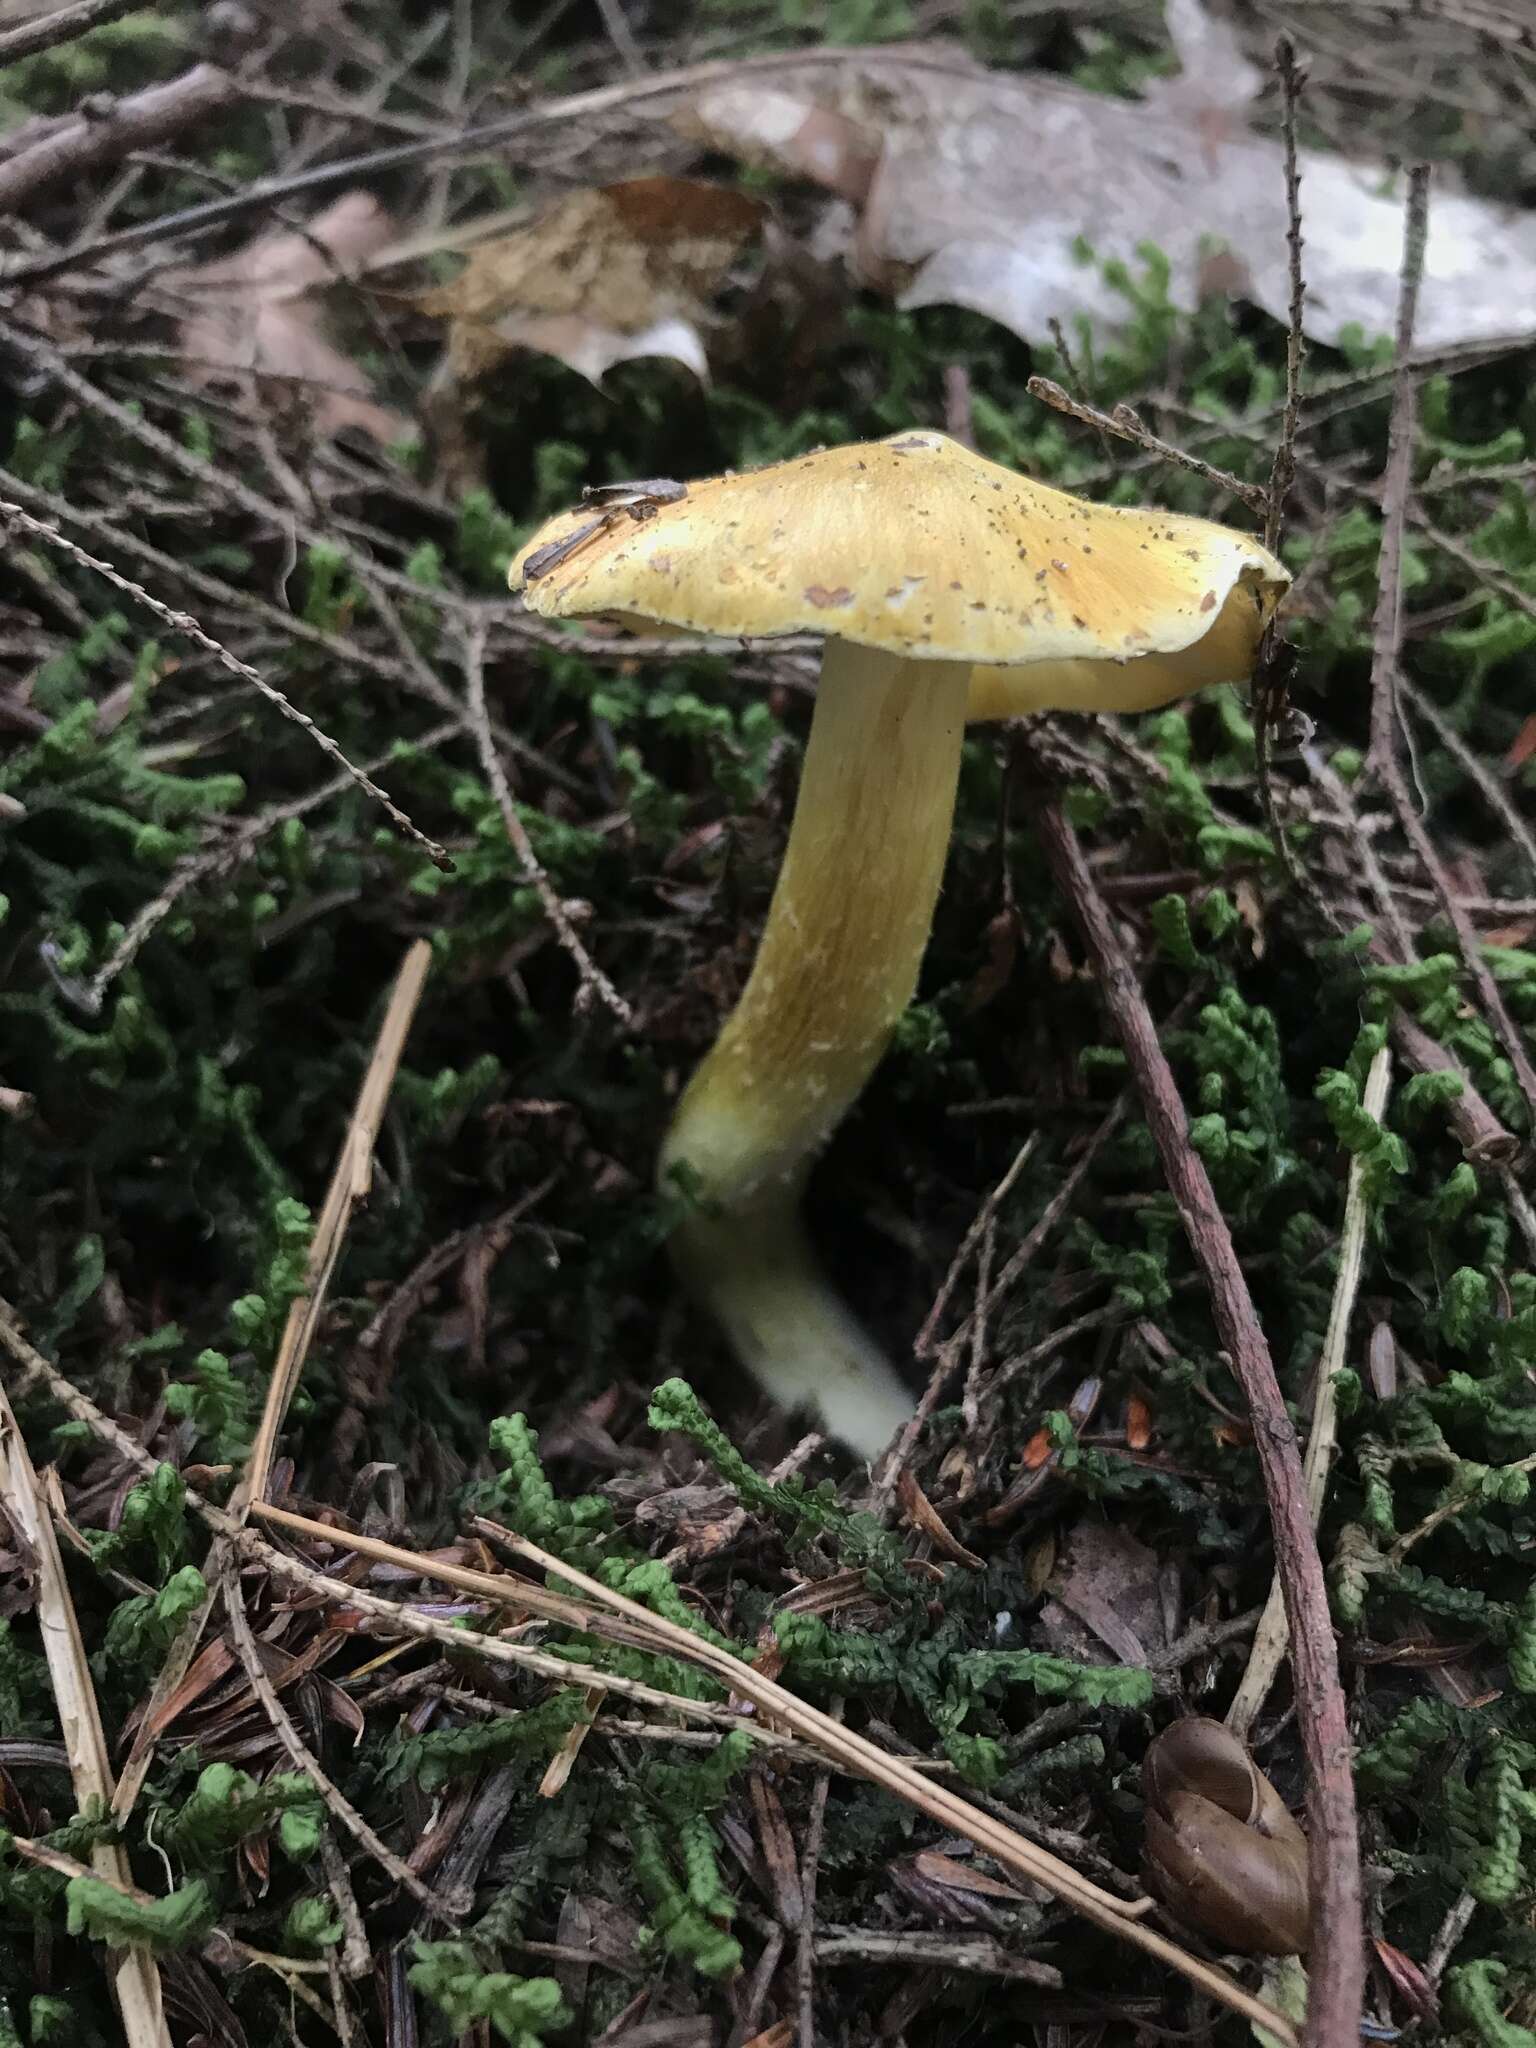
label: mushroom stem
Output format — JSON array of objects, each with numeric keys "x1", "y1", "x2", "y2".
[{"x1": 660, "y1": 640, "x2": 971, "y2": 1456}]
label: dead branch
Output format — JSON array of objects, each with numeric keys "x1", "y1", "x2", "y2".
[
  {"x1": 0, "y1": 0, "x2": 142, "y2": 62},
  {"x1": 1020, "y1": 755, "x2": 1363, "y2": 2048},
  {"x1": 462, "y1": 615, "x2": 632, "y2": 1025},
  {"x1": 0, "y1": 64, "x2": 245, "y2": 213}
]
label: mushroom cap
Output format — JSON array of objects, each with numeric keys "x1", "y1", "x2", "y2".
[{"x1": 510, "y1": 430, "x2": 1289, "y2": 707}]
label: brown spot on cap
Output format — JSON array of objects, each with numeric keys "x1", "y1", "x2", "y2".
[
  {"x1": 1200, "y1": 589, "x2": 1217, "y2": 613},
  {"x1": 804, "y1": 584, "x2": 855, "y2": 609}
]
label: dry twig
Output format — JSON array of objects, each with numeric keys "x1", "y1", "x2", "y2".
[
  {"x1": 218, "y1": 1554, "x2": 464, "y2": 1927},
  {"x1": 0, "y1": 497, "x2": 452, "y2": 885},
  {"x1": 1228, "y1": 1046, "x2": 1391, "y2": 1734},
  {"x1": 462, "y1": 616, "x2": 631, "y2": 1024},
  {"x1": 1364, "y1": 166, "x2": 1431, "y2": 780},
  {"x1": 0, "y1": 64, "x2": 247, "y2": 212},
  {"x1": 0, "y1": 0, "x2": 142, "y2": 61},
  {"x1": 1021, "y1": 761, "x2": 1362, "y2": 2048}
]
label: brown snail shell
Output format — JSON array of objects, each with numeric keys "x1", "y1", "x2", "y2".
[{"x1": 1142, "y1": 1716, "x2": 1311, "y2": 1957}]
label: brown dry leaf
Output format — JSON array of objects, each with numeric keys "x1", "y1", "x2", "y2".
[
  {"x1": 677, "y1": 5, "x2": 1536, "y2": 352},
  {"x1": 414, "y1": 176, "x2": 766, "y2": 388},
  {"x1": 911, "y1": 1849, "x2": 1030, "y2": 1902},
  {"x1": 168, "y1": 190, "x2": 407, "y2": 443},
  {"x1": 896, "y1": 1466, "x2": 984, "y2": 1570},
  {"x1": 1039, "y1": 1518, "x2": 1167, "y2": 1669}
]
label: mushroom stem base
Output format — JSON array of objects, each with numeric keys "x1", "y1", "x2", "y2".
[
  {"x1": 660, "y1": 643, "x2": 970, "y2": 1455},
  {"x1": 668, "y1": 1193, "x2": 916, "y2": 1458}
]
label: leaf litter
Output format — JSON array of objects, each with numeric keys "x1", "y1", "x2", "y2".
[{"x1": 675, "y1": 0, "x2": 1536, "y2": 351}]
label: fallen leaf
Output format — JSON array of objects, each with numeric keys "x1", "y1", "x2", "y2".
[
  {"x1": 911, "y1": 1849, "x2": 1028, "y2": 1902},
  {"x1": 1366, "y1": 1321, "x2": 1398, "y2": 1401},
  {"x1": 413, "y1": 176, "x2": 766, "y2": 389},
  {"x1": 1373, "y1": 1938, "x2": 1439, "y2": 2024},
  {"x1": 1040, "y1": 1517, "x2": 1167, "y2": 1667},
  {"x1": 896, "y1": 1466, "x2": 984, "y2": 1569},
  {"x1": 168, "y1": 190, "x2": 408, "y2": 443},
  {"x1": 679, "y1": 15, "x2": 1536, "y2": 352},
  {"x1": 1126, "y1": 1392, "x2": 1153, "y2": 1450},
  {"x1": 1508, "y1": 714, "x2": 1536, "y2": 769}
]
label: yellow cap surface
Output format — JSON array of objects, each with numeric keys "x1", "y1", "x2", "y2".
[{"x1": 511, "y1": 430, "x2": 1288, "y2": 702}]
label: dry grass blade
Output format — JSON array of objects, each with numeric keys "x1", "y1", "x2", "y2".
[
  {"x1": 240, "y1": 938, "x2": 432, "y2": 1510},
  {"x1": 0, "y1": 1384, "x2": 170, "y2": 2046},
  {"x1": 479, "y1": 1525, "x2": 1299, "y2": 2046},
  {"x1": 115, "y1": 942, "x2": 431, "y2": 1818},
  {"x1": 1228, "y1": 1047, "x2": 1392, "y2": 1735},
  {"x1": 1024, "y1": 772, "x2": 1361, "y2": 2048}
]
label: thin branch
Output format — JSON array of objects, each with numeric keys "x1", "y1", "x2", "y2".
[
  {"x1": 1364, "y1": 165, "x2": 1432, "y2": 779},
  {"x1": 0, "y1": 498, "x2": 453, "y2": 883},
  {"x1": 2, "y1": 43, "x2": 982, "y2": 284},
  {"x1": 0, "y1": 0, "x2": 141, "y2": 60},
  {"x1": 1389, "y1": 1446, "x2": 1536, "y2": 1564},
  {"x1": 462, "y1": 617, "x2": 632, "y2": 1024},
  {"x1": 1026, "y1": 377, "x2": 1269, "y2": 516},
  {"x1": 0, "y1": 64, "x2": 246, "y2": 212},
  {"x1": 1228, "y1": 1047, "x2": 1391, "y2": 1735},
  {"x1": 80, "y1": 720, "x2": 461, "y2": 1011},
  {"x1": 219, "y1": 1556, "x2": 464, "y2": 1925},
  {"x1": 797, "y1": 1727, "x2": 835, "y2": 2048},
  {"x1": 878, "y1": 1108, "x2": 1122, "y2": 1505},
  {"x1": 1402, "y1": 678, "x2": 1536, "y2": 891},
  {"x1": 1264, "y1": 35, "x2": 1308, "y2": 557},
  {"x1": 1021, "y1": 759, "x2": 1362, "y2": 2048}
]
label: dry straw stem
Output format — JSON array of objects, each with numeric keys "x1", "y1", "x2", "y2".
[
  {"x1": 461, "y1": 617, "x2": 631, "y2": 1024},
  {"x1": 239, "y1": 936, "x2": 432, "y2": 1511},
  {"x1": 116, "y1": 939, "x2": 431, "y2": 1815},
  {"x1": 0, "y1": 1382, "x2": 170, "y2": 2045},
  {"x1": 474, "y1": 1523, "x2": 1298, "y2": 2045},
  {"x1": 0, "y1": 497, "x2": 452, "y2": 881},
  {"x1": 1024, "y1": 770, "x2": 1361, "y2": 2048},
  {"x1": 0, "y1": 1310, "x2": 1290, "y2": 2039},
  {"x1": 1228, "y1": 1046, "x2": 1392, "y2": 1736}
]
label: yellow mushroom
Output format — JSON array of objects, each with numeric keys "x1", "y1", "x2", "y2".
[{"x1": 511, "y1": 431, "x2": 1289, "y2": 1457}]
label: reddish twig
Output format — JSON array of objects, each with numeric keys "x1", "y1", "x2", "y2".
[{"x1": 1023, "y1": 761, "x2": 1363, "y2": 2048}]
